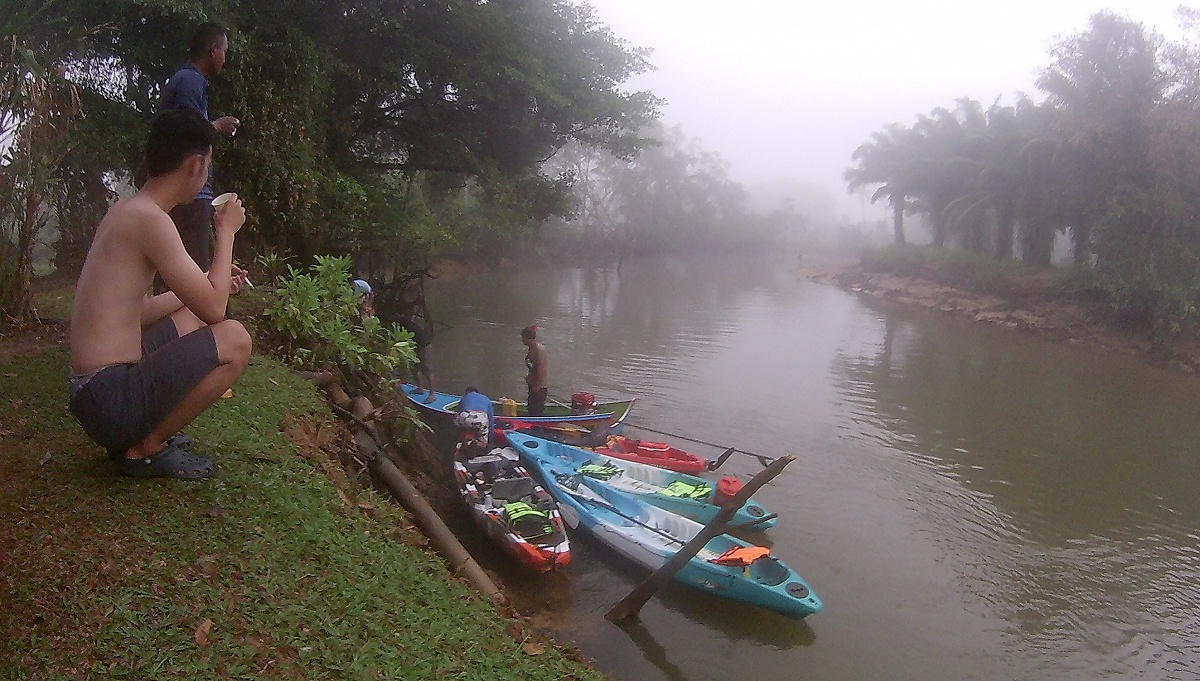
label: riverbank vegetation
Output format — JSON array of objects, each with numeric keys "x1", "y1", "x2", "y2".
[
  {"x1": 1, "y1": 0, "x2": 819, "y2": 326},
  {"x1": 845, "y1": 11, "x2": 1200, "y2": 334},
  {"x1": 0, "y1": 336, "x2": 603, "y2": 678}
]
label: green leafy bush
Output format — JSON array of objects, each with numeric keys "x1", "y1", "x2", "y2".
[
  {"x1": 264, "y1": 255, "x2": 417, "y2": 376},
  {"x1": 252, "y1": 248, "x2": 292, "y2": 288}
]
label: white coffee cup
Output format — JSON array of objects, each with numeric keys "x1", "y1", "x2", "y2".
[{"x1": 211, "y1": 192, "x2": 236, "y2": 208}]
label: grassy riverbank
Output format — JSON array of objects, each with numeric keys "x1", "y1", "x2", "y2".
[
  {"x1": 0, "y1": 339, "x2": 602, "y2": 679},
  {"x1": 808, "y1": 245, "x2": 1200, "y2": 374}
]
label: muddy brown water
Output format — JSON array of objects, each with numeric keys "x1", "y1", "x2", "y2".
[{"x1": 421, "y1": 255, "x2": 1200, "y2": 681}]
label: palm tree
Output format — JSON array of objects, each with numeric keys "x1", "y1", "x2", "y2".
[
  {"x1": 1037, "y1": 11, "x2": 1166, "y2": 267},
  {"x1": 845, "y1": 122, "x2": 918, "y2": 246},
  {"x1": 937, "y1": 98, "x2": 1058, "y2": 261},
  {"x1": 902, "y1": 99, "x2": 1003, "y2": 251}
]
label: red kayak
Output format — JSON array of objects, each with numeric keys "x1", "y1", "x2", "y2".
[{"x1": 593, "y1": 436, "x2": 709, "y2": 475}]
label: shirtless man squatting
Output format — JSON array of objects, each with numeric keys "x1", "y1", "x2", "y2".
[{"x1": 69, "y1": 108, "x2": 251, "y2": 480}]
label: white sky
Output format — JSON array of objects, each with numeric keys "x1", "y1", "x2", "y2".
[{"x1": 585, "y1": 0, "x2": 1191, "y2": 220}]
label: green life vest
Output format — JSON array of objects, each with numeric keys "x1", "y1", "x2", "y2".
[
  {"x1": 504, "y1": 501, "x2": 553, "y2": 538},
  {"x1": 658, "y1": 480, "x2": 712, "y2": 500},
  {"x1": 578, "y1": 462, "x2": 622, "y2": 481}
]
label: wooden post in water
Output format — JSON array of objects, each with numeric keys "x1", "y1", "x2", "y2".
[{"x1": 605, "y1": 455, "x2": 795, "y2": 623}]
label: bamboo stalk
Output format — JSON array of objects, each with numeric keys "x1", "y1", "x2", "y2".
[{"x1": 604, "y1": 455, "x2": 794, "y2": 623}]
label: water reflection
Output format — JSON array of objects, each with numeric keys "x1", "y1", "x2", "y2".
[
  {"x1": 833, "y1": 298, "x2": 1200, "y2": 677},
  {"x1": 425, "y1": 256, "x2": 1200, "y2": 680},
  {"x1": 618, "y1": 621, "x2": 689, "y2": 681}
]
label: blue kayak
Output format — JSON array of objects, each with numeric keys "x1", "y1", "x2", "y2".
[
  {"x1": 398, "y1": 384, "x2": 637, "y2": 436},
  {"x1": 506, "y1": 432, "x2": 777, "y2": 531},
  {"x1": 515, "y1": 433, "x2": 821, "y2": 619}
]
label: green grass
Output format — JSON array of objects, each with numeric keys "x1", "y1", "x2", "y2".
[{"x1": 0, "y1": 348, "x2": 602, "y2": 681}]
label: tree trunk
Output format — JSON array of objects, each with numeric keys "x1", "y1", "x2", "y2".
[
  {"x1": 993, "y1": 200, "x2": 1015, "y2": 260},
  {"x1": 1021, "y1": 220, "x2": 1054, "y2": 266},
  {"x1": 892, "y1": 199, "x2": 906, "y2": 246},
  {"x1": 1, "y1": 151, "x2": 43, "y2": 323},
  {"x1": 964, "y1": 214, "x2": 986, "y2": 254},
  {"x1": 1071, "y1": 217, "x2": 1091, "y2": 266},
  {"x1": 17, "y1": 190, "x2": 40, "y2": 319},
  {"x1": 931, "y1": 209, "x2": 947, "y2": 248}
]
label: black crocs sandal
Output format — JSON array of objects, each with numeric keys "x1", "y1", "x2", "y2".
[{"x1": 116, "y1": 441, "x2": 216, "y2": 480}]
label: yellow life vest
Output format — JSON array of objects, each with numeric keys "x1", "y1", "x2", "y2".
[
  {"x1": 578, "y1": 462, "x2": 622, "y2": 480},
  {"x1": 658, "y1": 480, "x2": 711, "y2": 500},
  {"x1": 503, "y1": 501, "x2": 553, "y2": 538}
]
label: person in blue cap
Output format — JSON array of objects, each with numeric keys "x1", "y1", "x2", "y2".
[{"x1": 352, "y1": 278, "x2": 373, "y2": 315}]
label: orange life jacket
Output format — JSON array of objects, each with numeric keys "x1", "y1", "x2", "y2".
[{"x1": 709, "y1": 546, "x2": 770, "y2": 566}]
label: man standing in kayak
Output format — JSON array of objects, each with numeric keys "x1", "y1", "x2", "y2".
[{"x1": 521, "y1": 325, "x2": 548, "y2": 416}]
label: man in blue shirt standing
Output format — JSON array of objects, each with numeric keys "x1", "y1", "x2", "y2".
[{"x1": 159, "y1": 22, "x2": 241, "y2": 278}]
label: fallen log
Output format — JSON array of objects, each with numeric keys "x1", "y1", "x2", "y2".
[
  {"x1": 351, "y1": 396, "x2": 374, "y2": 421},
  {"x1": 329, "y1": 387, "x2": 508, "y2": 609},
  {"x1": 371, "y1": 454, "x2": 507, "y2": 607}
]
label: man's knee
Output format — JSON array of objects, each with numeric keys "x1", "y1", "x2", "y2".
[{"x1": 213, "y1": 319, "x2": 252, "y2": 366}]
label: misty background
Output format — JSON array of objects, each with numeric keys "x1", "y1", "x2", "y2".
[{"x1": 583, "y1": 0, "x2": 1187, "y2": 244}]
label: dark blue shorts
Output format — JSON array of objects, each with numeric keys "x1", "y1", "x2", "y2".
[{"x1": 69, "y1": 317, "x2": 220, "y2": 453}]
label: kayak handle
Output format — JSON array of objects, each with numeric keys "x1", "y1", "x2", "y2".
[
  {"x1": 706, "y1": 447, "x2": 737, "y2": 471},
  {"x1": 727, "y1": 512, "x2": 778, "y2": 530}
]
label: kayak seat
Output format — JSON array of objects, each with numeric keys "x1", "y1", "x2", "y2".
[
  {"x1": 491, "y1": 477, "x2": 536, "y2": 503},
  {"x1": 750, "y1": 556, "x2": 789, "y2": 586},
  {"x1": 464, "y1": 454, "x2": 504, "y2": 476}
]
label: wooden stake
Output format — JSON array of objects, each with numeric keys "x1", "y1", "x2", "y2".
[{"x1": 604, "y1": 455, "x2": 794, "y2": 623}]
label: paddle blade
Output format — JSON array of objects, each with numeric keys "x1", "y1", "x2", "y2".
[{"x1": 558, "y1": 502, "x2": 580, "y2": 530}]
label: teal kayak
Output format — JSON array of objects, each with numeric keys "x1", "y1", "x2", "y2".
[
  {"x1": 515, "y1": 433, "x2": 821, "y2": 619},
  {"x1": 505, "y1": 432, "x2": 776, "y2": 530}
]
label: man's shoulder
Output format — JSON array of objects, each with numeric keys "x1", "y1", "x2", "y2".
[
  {"x1": 163, "y1": 66, "x2": 206, "y2": 101},
  {"x1": 167, "y1": 65, "x2": 205, "y2": 86},
  {"x1": 101, "y1": 195, "x2": 172, "y2": 240}
]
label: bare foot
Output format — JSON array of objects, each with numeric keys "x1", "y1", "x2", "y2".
[{"x1": 423, "y1": 393, "x2": 436, "y2": 404}]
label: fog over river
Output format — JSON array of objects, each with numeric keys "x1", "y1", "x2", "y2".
[{"x1": 423, "y1": 255, "x2": 1200, "y2": 681}]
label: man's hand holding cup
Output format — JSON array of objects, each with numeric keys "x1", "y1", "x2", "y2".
[{"x1": 211, "y1": 192, "x2": 245, "y2": 237}]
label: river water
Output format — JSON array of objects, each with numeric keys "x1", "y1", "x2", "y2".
[{"x1": 422, "y1": 255, "x2": 1200, "y2": 681}]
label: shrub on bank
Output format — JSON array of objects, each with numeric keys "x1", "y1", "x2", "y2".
[{"x1": 264, "y1": 255, "x2": 417, "y2": 377}]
